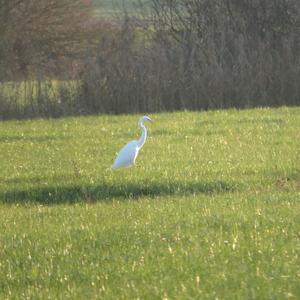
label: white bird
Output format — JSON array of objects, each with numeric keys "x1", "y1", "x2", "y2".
[{"x1": 112, "y1": 116, "x2": 153, "y2": 170}]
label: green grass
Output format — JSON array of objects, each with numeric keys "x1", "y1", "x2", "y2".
[
  {"x1": 0, "y1": 107, "x2": 300, "y2": 299},
  {"x1": 0, "y1": 80, "x2": 77, "y2": 104},
  {"x1": 92, "y1": 0, "x2": 143, "y2": 17}
]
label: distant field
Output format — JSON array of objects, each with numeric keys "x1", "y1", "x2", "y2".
[
  {"x1": 92, "y1": 0, "x2": 143, "y2": 16},
  {"x1": 0, "y1": 108, "x2": 299, "y2": 299}
]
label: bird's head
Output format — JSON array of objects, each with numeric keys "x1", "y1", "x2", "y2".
[{"x1": 138, "y1": 115, "x2": 153, "y2": 125}]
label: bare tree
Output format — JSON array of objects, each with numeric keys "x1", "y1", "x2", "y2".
[{"x1": 0, "y1": 0, "x2": 92, "y2": 80}]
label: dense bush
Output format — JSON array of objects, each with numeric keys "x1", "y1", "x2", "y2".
[{"x1": 0, "y1": 0, "x2": 299, "y2": 119}]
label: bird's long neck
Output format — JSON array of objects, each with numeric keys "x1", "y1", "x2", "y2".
[{"x1": 137, "y1": 121, "x2": 147, "y2": 149}]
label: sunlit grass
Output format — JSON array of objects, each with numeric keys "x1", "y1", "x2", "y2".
[
  {"x1": 0, "y1": 107, "x2": 299, "y2": 299},
  {"x1": 0, "y1": 80, "x2": 78, "y2": 105}
]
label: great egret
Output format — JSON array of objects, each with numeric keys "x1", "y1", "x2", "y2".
[{"x1": 112, "y1": 116, "x2": 153, "y2": 169}]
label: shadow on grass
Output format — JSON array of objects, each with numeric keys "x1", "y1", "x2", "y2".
[{"x1": 1, "y1": 180, "x2": 237, "y2": 205}]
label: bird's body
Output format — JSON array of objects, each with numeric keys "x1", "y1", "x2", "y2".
[
  {"x1": 112, "y1": 116, "x2": 152, "y2": 170},
  {"x1": 112, "y1": 140, "x2": 139, "y2": 169}
]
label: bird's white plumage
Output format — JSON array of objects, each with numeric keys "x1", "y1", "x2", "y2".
[
  {"x1": 112, "y1": 116, "x2": 152, "y2": 170},
  {"x1": 112, "y1": 141, "x2": 139, "y2": 169}
]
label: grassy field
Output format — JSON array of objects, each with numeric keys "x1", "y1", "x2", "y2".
[
  {"x1": 0, "y1": 107, "x2": 299, "y2": 299},
  {"x1": 92, "y1": 0, "x2": 142, "y2": 16}
]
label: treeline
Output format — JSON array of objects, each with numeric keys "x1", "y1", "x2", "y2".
[
  {"x1": 1, "y1": 0, "x2": 300, "y2": 119},
  {"x1": 0, "y1": 0, "x2": 94, "y2": 80}
]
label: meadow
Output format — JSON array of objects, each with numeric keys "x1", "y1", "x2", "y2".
[
  {"x1": 92, "y1": 0, "x2": 142, "y2": 16},
  {"x1": 0, "y1": 107, "x2": 299, "y2": 299}
]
